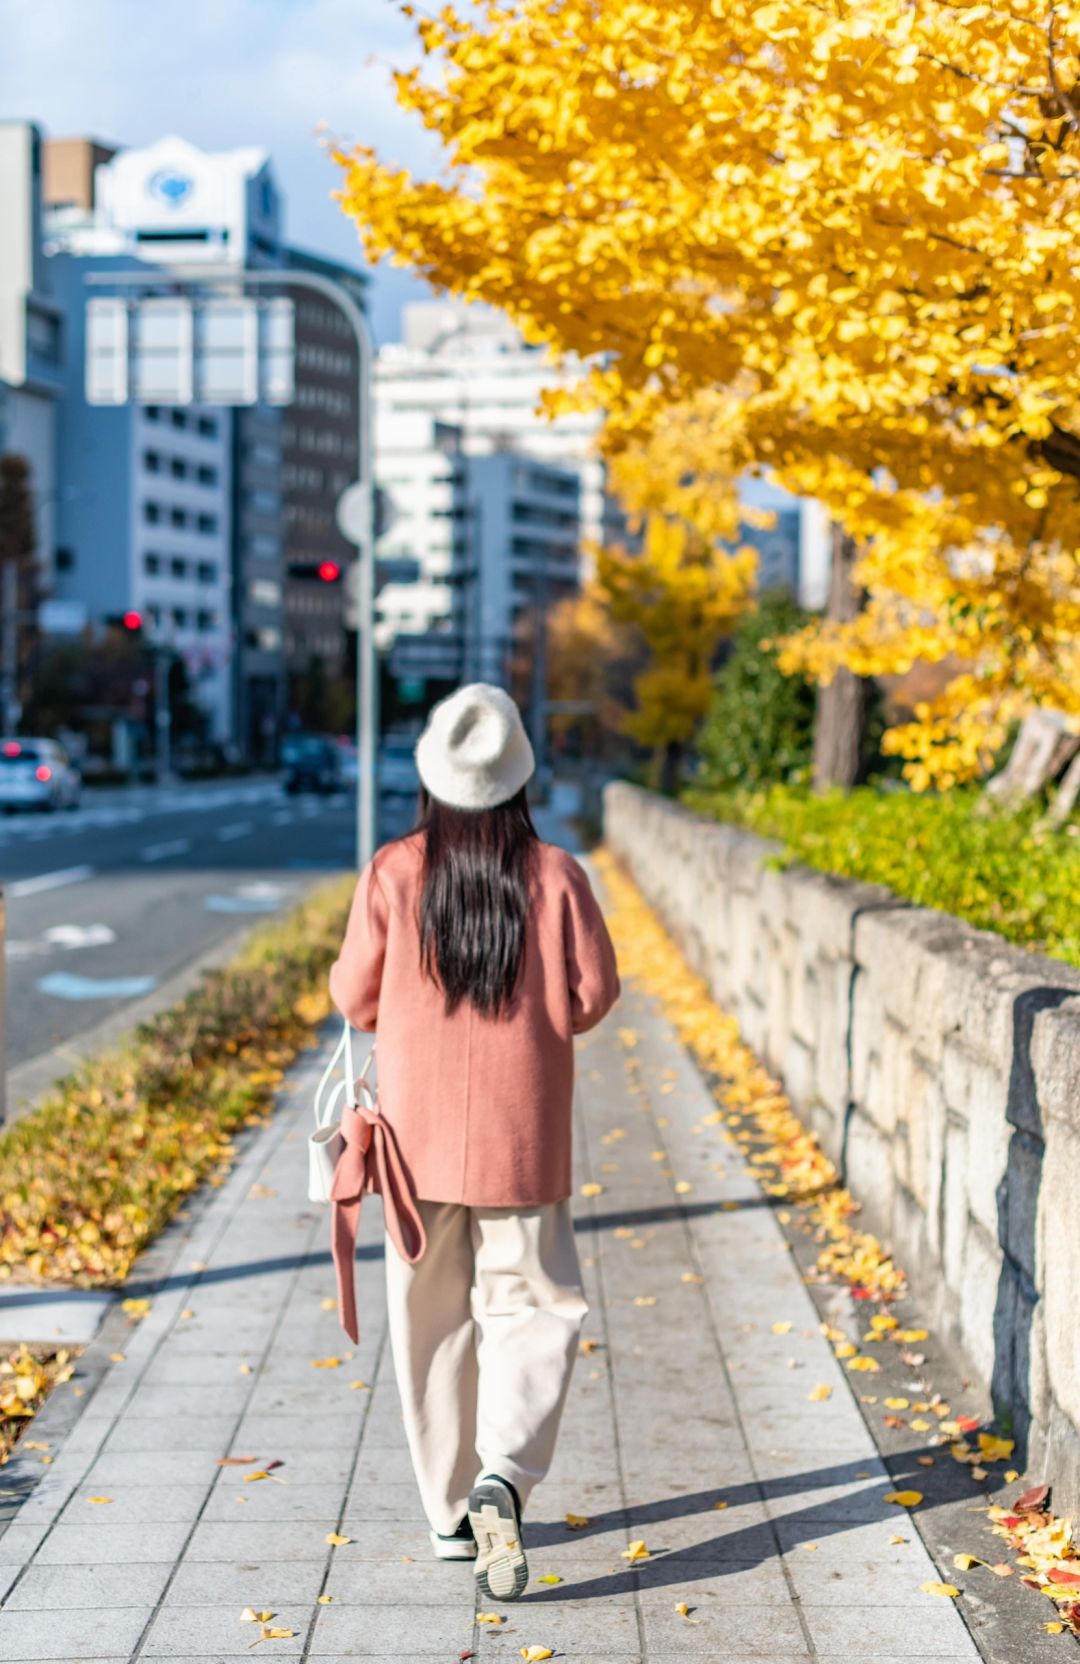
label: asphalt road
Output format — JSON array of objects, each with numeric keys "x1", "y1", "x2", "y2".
[{"x1": 0, "y1": 778, "x2": 362, "y2": 1078}]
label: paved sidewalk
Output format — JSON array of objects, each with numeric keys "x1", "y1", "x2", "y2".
[{"x1": 0, "y1": 897, "x2": 988, "y2": 1660}]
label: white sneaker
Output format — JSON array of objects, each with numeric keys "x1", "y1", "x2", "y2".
[
  {"x1": 430, "y1": 1519, "x2": 477, "y2": 1560},
  {"x1": 468, "y1": 1473, "x2": 528, "y2": 1601}
]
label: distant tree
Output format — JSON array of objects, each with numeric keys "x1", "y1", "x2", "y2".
[{"x1": 696, "y1": 592, "x2": 817, "y2": 792}]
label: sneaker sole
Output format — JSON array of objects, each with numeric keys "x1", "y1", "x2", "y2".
[{"x1": 468, "y1": 1478, "x2": 528, "y2": 1601}]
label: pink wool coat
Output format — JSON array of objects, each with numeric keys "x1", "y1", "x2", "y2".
[{"x1": 328, "y1": 834, "x2": 620, "y2": 1208}]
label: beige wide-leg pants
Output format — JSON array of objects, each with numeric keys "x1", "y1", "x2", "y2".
[{"x1": 384, "y1": 1198, "x2": 588, "y2": 1536}]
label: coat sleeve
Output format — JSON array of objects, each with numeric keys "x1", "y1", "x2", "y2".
[
  {"x1": 562, "y1": 856, "x2": 621, "y2": 1034},
  {"x1": 329, "y1": 858, "x2": 390, "y2": 1033}
]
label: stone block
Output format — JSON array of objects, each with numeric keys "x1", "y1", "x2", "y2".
[
  {"x1": 841, "y1": 1110, "x2": 894, "y2": 1233},
  {"x1": 1031, "y1": 995, "x2": 1080, "y2": 1132},
  {"x1": 941, "y1": 1118, "x2": 969, "y2": 1282},
  {"x1": 958, "y1": 1220, "x2": 1001, "y2": 1388},
  {"x1": 850, "y1": 971, "x2": 884, "y2": 1109},
  {"x1": 0, "y1": 1605, "x2": 152, "y2": 1660},
  {"x1": 1039, "y1": 1118, "x2": 1080, "y2": 1438},
  {"x1": 906, "y1": 1060, "x2": 946, "y2": 1215}
]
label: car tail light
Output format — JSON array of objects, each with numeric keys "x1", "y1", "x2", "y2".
[
  {"x1": 35, "y1": 765, "x2": 52, "y2": 783},
  {"x1": 2, "y1": 741, "x2": 20, "y2": 757}
]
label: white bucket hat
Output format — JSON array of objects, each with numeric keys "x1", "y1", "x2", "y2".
[{"x1": 414, "y1": 683, "x2": 535, "y2": 811}]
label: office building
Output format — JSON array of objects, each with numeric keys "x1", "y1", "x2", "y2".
[
  {"x1": 375, "y1": 300, "x2": 619, "y2": 562},
  {"x1": 0, "y1": 121, "x2": 64, "y2": 596},
  {"x1": 281, "y1": 246, "x2": 366, "y2": 722}
]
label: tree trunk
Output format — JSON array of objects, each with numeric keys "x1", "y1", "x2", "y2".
[{"x1": 812, "y1": 525, "x2": 869, "y2": 792}]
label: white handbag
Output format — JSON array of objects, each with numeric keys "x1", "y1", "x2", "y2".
[{"x1": 308, "y1": 1021, "x2": 373, "y2": 1204}]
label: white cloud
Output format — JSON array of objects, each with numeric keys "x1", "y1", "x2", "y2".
[{"x1": 0, "y1": 0, "x2": 443, "y2": 339}]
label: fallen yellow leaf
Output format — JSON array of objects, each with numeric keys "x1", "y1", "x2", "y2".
[
  {"x1": 808, "y1": 1384, "x2": 832, "y2": 1402},
  {"x1": 889, "y1": 1534, "x2": 908, "y2": 1544},
  {"x1": 325, "y1": 1532, "x2": 351, "y2": 1546},
  {"x1": 318, "y1": 1594, "x2": 332, "y2": 1603},
  {"x1": 121, "y1": 1298, "x2": 151, "y2": 1318},
  {"x1": 978, "y1": 1432, "x2": 1014, "y2": 1463},
  {"x1": 520, "y1": 1649, "x2": 554, "y2": 1662},
  {"x1": 565, "y1": 1512, "x2": 589, "y2": 1529},
  {"x1": 261, "y1": 1627, "x2": 296, "y2": 1639},
  {"x1": 320, "y1": 1297, "x2": 337, "y2": 1310},
  {"x1": 109, "y1": 1352, "x2": 125, "y2": 1364},
  {"x1": 772, "y1": 1321, "x2": 793, "y2": 1336},
  {"x1": 239, "y1": 1607, "x2": 274, "y2": 1623},
  {"x1": 884, "y1": 1397, "x2": 910, "y2": 1410},
  {"x1": 953, "y1": 1554, "x2": 985, "y2": 1571},
  {"x1": 580, "y1": 1182, "x2": 604, "y2": 1197},
  {"x1": 244, "y1": 1471, "x2": 272, "y2": 1483},
  {"x1": 477, "y1": 1612, "x2": 504, "y2": 1624},
  {"x1": 622, "y1": 1539, "x2": 650, "y2": 1561},
  {"x1": 921, "y1": 1582, "x2": 960, "y2": 1598},
  {"x1": 885, "y1": 1491, "x2": 923, "y2": 1508},
  {"x1": 310, "y1": 1357, "x2": 341, "y2": 1369},
  {"x1": 673, "y1": 1180, "x2": 693, "y2": 1194},
  {"x1": 350, "y1": 1380, "x2": 369, "y2": 1390},
  {"x1": 712, "y1": 1500, "x2": 729, "y2": 1510},
  {"x1": 910, "y1": 1419, "x2": 932, "y2": 1433},
  {"x1": 1042, "y1": 1622, "x2": 1065, "y2": 1634},
  {"x1": 847, "y1": 1355, "x2": 881, "y2": 1373},
  {"x1": 88, "y1": 1496, "x2": 112, "y2": 1504},
  {"x1": 681, "y1": 1272, "x2": 704, "y2": 1284},
  {"x1": 633, "y1": 1296, "x2": 657, "y2": 1307},
  {"x1": 834, "y1": 1342, "x2": 857, "y2": 1359},
  {"x1": 535, "y1": 1573, "x2": 562, "y2": 1584}
]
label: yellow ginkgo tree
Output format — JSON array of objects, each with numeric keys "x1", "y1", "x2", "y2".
[{"x1": 336, "y1": 0, "x2": 1080, "y2": 785}]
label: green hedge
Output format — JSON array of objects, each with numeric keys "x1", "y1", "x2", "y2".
[{"x1": 684, "y1": 784, "x2": 1080, "y2": 969}]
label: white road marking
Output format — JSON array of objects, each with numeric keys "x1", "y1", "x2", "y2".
[
  {"x1": 204, "y1": 894, "x2": 281, "y2": 914},
  {"x1": 141, "y1": 837, "x2": 191, "y2": 863},
  {"x1": 37, "y1": 971, "x2": 158, "y2": 1000},
  {"x1": 44, "y1": 923, "x2": 117, "y2": 950},
  {"x1": 236, "y1": 882, "x2": 286, "y2": 900},
  {"x1": 217, "y1": 821, "x2": 254, "y2": 842},
  {"x1": 8, "y1": 865, "x2": 94, "y2": 899}
]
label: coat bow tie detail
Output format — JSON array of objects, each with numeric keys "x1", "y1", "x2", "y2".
[{"x1": 330, "y1": 1093, "x2": 426, "y2": 1343}]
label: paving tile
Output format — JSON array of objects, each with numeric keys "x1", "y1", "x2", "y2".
[
  {"x1": 27, "y1": 1521, "x2": 191, "y2": 1564},
  {"x1": 307, "y1": 1603, "x2": 479, "y2": 1655},
  {"x1": 101, "y1": 1413, "x2": 237, "y2": 1454},
  {"x1": 0, "y1": 1604, "x2": 152, "y2": 1660},
  {"x1": 802, "y1": 1605, "x2": 978, "y2": 1656},
  {"x1": 641, "y1": 1603, "x2": 810, "y2": 1655},
  {"x1": 1, "y1": 1560, "x2": 172, "y2": 1610},
  {"x1": 140, "y1": 1603, "x2": 311, "y2": 1655},
  {"x1": 322, "y1": 1557, "x2": 480, "y2": 1602},
  {"x1": 184, "y1": 1519, "x2": 337, "y2": 1561},
  {"x1": 63, "y1": 1481, "x2": 210, "y2": 1523},
  {"x1": 81, "y1": 1449, "x2": 220, "y2": 1487},
  {"x1": 201, "y1": 1480, "x2": 346, "y2": 1522},
  {"x1": 165, "y1": 1558, "x2": 326, "y2": 1605}
]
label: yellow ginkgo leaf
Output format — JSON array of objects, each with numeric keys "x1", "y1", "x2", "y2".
[
  {"x1": 535, "y1": 1573, "x2": 562, "y2": 1584},
  {"x1": 520, "y1": 1648, "x2": 555, "y2": 1662},
  {"x1": 921, "y1": 1582, "x2": 960, "y2": 1598},
  {"x1": 310, "y1": 1357, "x2": 341, "y2": 1368},
  {"x1": 1043, "y1": 1622, "x2": 1066, "y2": 1634},
  {"x1": 834, "y1": 1342, "x2": 857, "y2": 1359},
  {"x1": 262, "y1": 1627, "x2": 296, "y2": 1639},
  {"x1": 580, "y1": 1182, "x2": 604, "y2": 1197},
  {"x1": 350, "y1": 1380, "x2": 369, "y2": 1390},
  {"x1": 772, "y1": 1321, "x2": 793, "y2": 1335},
  {"x1": 121, "y1": 1298, "x2": 151, "y2": 1317},
  {"x1": 320, "y1": 1297, "x2": 336, "y2": 1310},
  {"x1": 244, "y1": 1471, "x2": 271, "y2": 1483},
  {"x1": 564, "y1": 1512, "x2": 589, "y2": 1529},
  {"x1": 674, "y1": 1180, "x2": 693, "y2": 1194},
  {"x1": 808, "y1": 1384, "x2": 832, "y2": 1402},
  {"x1": 681, "y1": 1272, "x2": 704, "y2": 1284},
  {"x1": 712, "y1": 1500, "x2": 728, "y2": 1510},
  {"x1": 889, "y1": 1534, "x2": 908, "y2": 1545},
  {"x1": 884, "y1": 1397, "x2": 910, "y2": 1410},
  {"x1": 674, "y1": 1600, "x2": 701, "y2": 1621},
  {"x1": 953, "y1": 1554, "x2": 985, "y2": 1570},
  {"x1": 847, "y1": 1355, "x2": 881, "y2": 1373},
  {"x1": 318, "y1": 1594, "x2": 333, "y2": 1603},
  {"x1": 477, "y1": 1612, "x2": 504, "y2": 1623},
  {"x1": 87, "y1": 1496, "x2": 112, "y2": 1504},
  {"x1": 885, "y1": 1491, "x2": 923, "y2": 1508},
  {"x1": 633, "y1": 1295, "x2": 657, "y2": 1307},
  {"x1": 325, "y1": 1532, "x2": 351, "y2": 1546},
  {"x1": 622, "y1": 1539, "x2": 650, "y2": 1561}
]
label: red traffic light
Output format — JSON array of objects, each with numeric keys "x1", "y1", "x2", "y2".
[
  {"x1": 122, "y1": 610, "x2": 143, "y2": 631},
  {"x1": 317, "y1": 561, "x2": 341, "y2": 583}
]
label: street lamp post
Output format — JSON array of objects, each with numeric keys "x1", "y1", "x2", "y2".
[{"x1": 84, "y1": 265, "x2": 378, "y2": 866}]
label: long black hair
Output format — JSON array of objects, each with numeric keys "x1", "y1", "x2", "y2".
[{"x1": 416, "y1": 786, "x2": 538, "y2": 1018}]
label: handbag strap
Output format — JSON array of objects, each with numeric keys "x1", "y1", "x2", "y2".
[{"x1": 314, "y1": 1020, "x2": 375, "y2": 1131}]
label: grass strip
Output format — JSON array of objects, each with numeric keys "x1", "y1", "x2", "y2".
[{"x1": 0, "y1": 875, "x2": 353, "y2": 1293}]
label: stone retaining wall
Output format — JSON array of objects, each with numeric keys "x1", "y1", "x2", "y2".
[{"x1": 604, "y1": 781, "x2": 1080, "y2": 1510}]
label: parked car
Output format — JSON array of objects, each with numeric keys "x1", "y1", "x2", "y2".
[
  {"x1": 378, "y1": 733, "x2": 421, "y2": 796},
  {"x1": 282, "y1": 735, "x2": 343, "y2": 796},
  {"x1": 0, "y1": 738, "x2": 82, "y2": 813}
]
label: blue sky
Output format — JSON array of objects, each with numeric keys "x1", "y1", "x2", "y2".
[{"x1": 0, "y1": 0, "x2": 443, "y2": 342}]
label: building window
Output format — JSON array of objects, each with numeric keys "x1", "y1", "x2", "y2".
[
  {"x1": 197, "y1": 609, "x2": 216, "y2": 632},
  {"x1": 170, "y1": 458, "x2": 187, "y2": 480},
  {"x1": 56, "y1": 547, "x2": 75, "y2": 571},
  {"x1": 170, "y1": 507, "x2": 187, "y2": 529},
  {"x1": 144, "y1": 502, "x2": 161, "y2": 524},
  {"x1": 197, "y1": 415, "x2": 217, "y2": 437},
  {"x1": 197, "y1": 512, "x2": 218, "y2": 535},
  {"x1": 171, "y1": 607, "x2": 188, "y2": 628},
  {"x1": 197, "y1": 464, "x2": 217, "y2": 486},
  {"x1": 145, "y1": 406, "x2": 160, "y2": 422},
  {"x1": 144, "y1": 450, "x2": 161, "y2": 472},
  {"x1": 170, "y1": 410, "x2": 186, "y2": 430},
  {"x1": 170, "y1": 557, "x2": 187, "y2": 578},
  {"x1": 144, "y1": 553, "x2": 160, "y2": 576},
  {"x1": 148, "y1": 604, "x2": 161, "y2": 627},
  {"x1": 197, "y1": 561, "x2": 218, "y2": 584}
]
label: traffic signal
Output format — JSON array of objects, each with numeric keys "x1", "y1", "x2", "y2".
[
  {"x1": 318, "y1": 561, "x2": 341, "y2": 583},
  {"x1": 288, "y1": 560, "x2": 343, "y2": 583},
  {"x1": 105, "y1": 610, "x2": 144, "y2": 634}
]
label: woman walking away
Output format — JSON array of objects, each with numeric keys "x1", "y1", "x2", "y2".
[{"x1": 328, "y1": 684, "x2": 620, "y2": 1603}]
